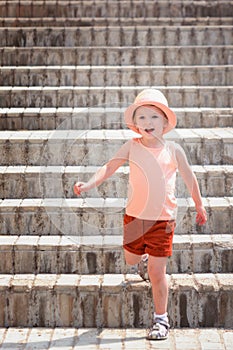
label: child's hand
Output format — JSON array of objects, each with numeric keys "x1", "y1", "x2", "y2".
[
  {"x1": 74, "y1": 182, "x2": 88, "y2": 196},
  {"x1": 195, "y1": 205, "x2": 207, "y2": 226}
]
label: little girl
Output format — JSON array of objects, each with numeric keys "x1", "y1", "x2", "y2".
[{"x1": 74, "y1": 89, "x2": 207, "y2": 340}]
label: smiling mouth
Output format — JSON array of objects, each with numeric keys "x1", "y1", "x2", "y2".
[{"x1": 145, "y1": 128, "x2": 155, "y2": 134}]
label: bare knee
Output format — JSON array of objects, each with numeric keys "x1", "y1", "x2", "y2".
[
  {"x1": 148, "y1": 267, "x2": 166, "y2": 284},
  {"x1": 124, "y1": 249, "x2": 141, "y2": 265},
  {"x1": 148, "y1": 256, "x2": 167, "y2": 282}
]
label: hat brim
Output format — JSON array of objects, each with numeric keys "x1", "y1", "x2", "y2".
[{"x1": 124, "y1": 101, "x2": 177, "y2": 134}]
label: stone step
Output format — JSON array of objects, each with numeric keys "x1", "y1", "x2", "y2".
[
  {"x1": 0, "y1": 272, "x2": 232, "y2": 327},
  {"x1": 0, "y1": 234, "x2": 232, "y2": 275},
  {"x1": 1, "y1": 17, "x2": 233, "y2": 27},
  {"x1": 0, "y1": 86, "x2": 232, "y2": 108},
  {"x1": 1, "y1": 165, "x2": 232, "y2": 199},
  {"x1": 0, "y1": 129, "x2": 232, "y2": 166},
  {"x1": 1, "y1": 0, "x2": 232, "y2": 19},
  {"x1": 0, "y1": 327, "x2": 232, "y2": 349},
  {"x1": 1, "y1": 26, "x2": 232, "y2": 47},
  {"x1": 0, "y1": 197, "x2": 232, "y2": 235},
  {"x1": 1, "y1": 65, "x2": 232, "y2": 87},
  {"x1": 1, "y1": 46, "x2": 232, "y2": 66},
  {"x1": 1, "y1": 107, "x2": 233, "y2": 130}
]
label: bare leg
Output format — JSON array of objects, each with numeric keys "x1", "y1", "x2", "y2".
[
  {"x1": 124, "y1": 248, "x2": 142, "y2": 265},
  {"x1": 148, "y1": 256, "x2": 168, "y2": 315}
]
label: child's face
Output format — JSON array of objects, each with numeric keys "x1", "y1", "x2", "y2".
[{"x1": 133, "y1": 105, "x2": 168, "y2": 138}]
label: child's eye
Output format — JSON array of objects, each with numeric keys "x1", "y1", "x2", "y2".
[
  {"x1": 152, "y1": 115, "x2": 158, "y2": 119},
  {"x1": 138, "y1": 115, "x2": 145, "y2": 119}
]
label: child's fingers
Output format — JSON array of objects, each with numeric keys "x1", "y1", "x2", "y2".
[
  {"x1": 74, "y1": 183, "x2": 83, "y2": 196},
  {"x1": 73, "y1": 186, "x2": 79, "y2": 196},
  {"x1": 196, "y1": 215, "x2": 202, "y2": 225},
  {"x1": 196, "y1": 211, "x2": 207, "y2": 226}
]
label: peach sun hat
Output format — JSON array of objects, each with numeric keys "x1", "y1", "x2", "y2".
[{"x1": 124, "y1": 89, "x2": 177, "y2": 134}]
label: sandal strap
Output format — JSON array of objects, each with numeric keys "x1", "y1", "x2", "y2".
[{"x1": 154, "y1": 318, "x2": 170, "y2": 329}]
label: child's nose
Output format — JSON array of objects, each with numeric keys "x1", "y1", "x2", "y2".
[{"x1": 146, "y1": 119, "x2": 153, "y2": 127}]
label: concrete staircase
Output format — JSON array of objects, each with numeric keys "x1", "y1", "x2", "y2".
[{"x1": 0, "y1": 0, "x2": 233, "y2": 333}]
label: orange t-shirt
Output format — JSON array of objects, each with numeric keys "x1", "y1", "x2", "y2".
[{"x1": 126, "y1": 138, "x2": 178, "y2": 220}]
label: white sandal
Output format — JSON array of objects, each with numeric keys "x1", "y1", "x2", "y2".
[{"x1": 147, "y1": 318, "x2": 170, "y2": 340}]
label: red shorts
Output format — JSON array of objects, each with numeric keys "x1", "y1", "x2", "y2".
[{"x1": 123, "y1": 214, "x2": 175, "y2": 257}]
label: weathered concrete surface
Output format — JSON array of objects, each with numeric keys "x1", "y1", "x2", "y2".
[
  {"x1": 0, "y1": 107, "x2": 233, "y2": 131},
  {"x1": 0, "y1": 0, "x2": 232, "y2": 332},
  {"x1": 1, "y1": 46, "x2": 232, "y2": 67},
  {"x1": 0, "y1": 273, "x2": 233, "y2": 328},
  {"x1": 0, "y1": 234, "x2": 233, "y2": 275},
  {"x1": 0, "y1": 197, "x2": 232, "y2": 235},
  {"x1": 1, "y1": 26, "x2": 232, "y2": 47},
  {"x1": 0, "y1": 86, "x2": 232, "y2": 108},
  {"x1": 0, "y1": 165, "x2": 232, "y2": 198},
  {"x1": 0, "y1": 129, "x2": 232, "y2": 166},
  {"x1": 1, "y1": 0, "x2": 233, "y2": 19},
  {"x1": 1, "y1": 65, "x2": 232, "y2": 87},
  {"x1": 0, "y1": 327, "x2": 232, "y2": 350}
]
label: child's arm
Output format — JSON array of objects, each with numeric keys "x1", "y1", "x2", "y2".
[
  {"x1": 175, "y1": 143, "x2": 207, "y2": 226},
  {"x1": 74, "y1": 140, "x2": 131, "y2": 196}
]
